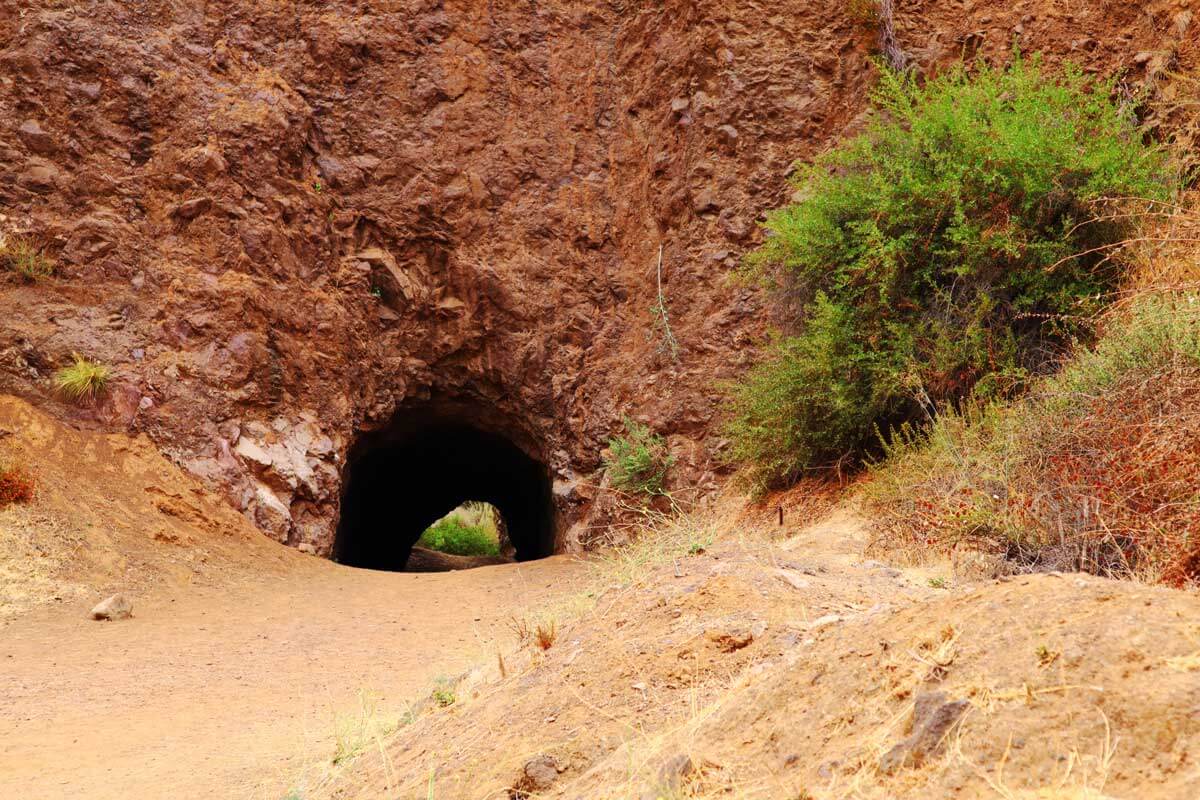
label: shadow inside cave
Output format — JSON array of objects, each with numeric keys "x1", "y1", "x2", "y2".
[{"x1": 333, "y1": 407, "x2": 556, "y2": 572}]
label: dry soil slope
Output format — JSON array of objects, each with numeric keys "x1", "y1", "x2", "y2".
[{"x1": 325, "y1": 512, "x2": 1200, "y2": 799}]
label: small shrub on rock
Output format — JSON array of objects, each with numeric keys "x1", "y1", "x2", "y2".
[
  {"x1": 53, "y1": 354, "x2": 111, "y2": 404},
  {"x1": 726, "y1": 55, "x2": 1171, "y2": 491},
  {"x1": 604, "y1": 417, "x2": 674, "y2": 496}
]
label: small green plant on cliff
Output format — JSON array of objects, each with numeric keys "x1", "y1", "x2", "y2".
[
  {"x1": 604, "y1": 417, "x2": 675, "y2": 496},
  {"x1": 53, "y1": 354, "x2": 111, "y2": 404},
  {"x1": 0, "y1": 235, "x2": 54, "y2": 281},
  {"x1": 431, "y1": 686, "x2": 456, "y2": 708},
  {"x1": 725, "y1": 54, "x2": 1171, "y2": 491}
]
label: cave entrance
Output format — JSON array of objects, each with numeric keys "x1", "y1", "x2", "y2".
[{"x1": 333, "y1": 408, "x2": 556, "y2": 572}]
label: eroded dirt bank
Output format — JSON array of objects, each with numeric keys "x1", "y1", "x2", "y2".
[{"x1": 322, "y1": 511, "x2": 1200, "y2": 800}]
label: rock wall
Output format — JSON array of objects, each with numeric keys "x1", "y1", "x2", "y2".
[{"x1": 1, "y1": 0, "x2": 1193, "y2": 553}]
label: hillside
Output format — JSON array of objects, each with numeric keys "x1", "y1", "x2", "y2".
[
  {"x1": 3, "y1": 1, "x2": 1200, "y2": 799},
  {"x1": 1, "y1": 0, "x2": 1195, "y2": 555}
]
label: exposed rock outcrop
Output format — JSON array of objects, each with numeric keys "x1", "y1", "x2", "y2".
[{"x1": 1, "y1": 0, "x2": 1193, "y2": 554}]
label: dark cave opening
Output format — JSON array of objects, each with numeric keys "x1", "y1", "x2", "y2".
[{"x1": 333, "y1": 408, "x2": 556, "y2": 572}]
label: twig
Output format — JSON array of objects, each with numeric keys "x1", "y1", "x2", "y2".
[
  {"x1": 653, "y1": 244, "x2": 680, "y2": 361},
  {"x1": 877, "y1": 0, "x2": 910, "y2": 73}
]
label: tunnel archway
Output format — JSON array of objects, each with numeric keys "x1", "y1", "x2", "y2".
[{"x1": 334, "y1": 406, "x2": 556, "y2": 571}]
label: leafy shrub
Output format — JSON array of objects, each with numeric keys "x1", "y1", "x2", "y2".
[
  {"x1": 417, "y1": 517, "x2": 500, "y2": 557},
  {"x1": 0, "y1": 464, "x2": 36, "y2": 508},
  {"x1": 0, "y1": 235, "x2": 54, "y2": 281},
  {"x1": 865, "y1": 294, "x2": 1200, "y2": 585},
  {"x1": 53, "y1": 354, "x2": 111, "y2": 403},
  {"x1": 726, "y1": 55, "x2": 1171, "y2": 490},
  {"x1": 604, "y1": 418, "x2": 674, "y2": 496}
]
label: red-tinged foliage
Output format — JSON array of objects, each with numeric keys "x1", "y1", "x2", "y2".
[
  {"x1": 0, "y1": 465, "x2": 36, "y2": 508},
  {"x1": 1013, "y1": 368, "x2": 1200, "y2": 585},
  {"x1": 866, "y1": 320, "x2": 1200, "y2": 586}
]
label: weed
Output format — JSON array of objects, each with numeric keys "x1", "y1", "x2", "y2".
[
  {"x1": 687, "y1": 533, "x2": 714, "y2": 556},
  {"x1": 605, "y1": 417, "x2": 675, "y2": 496},
  {"x1": 53, "y1": 354, "x2": 111, "y2": 404},
  {"x1": 508, "y1": 615, "x2": 532, "y2": 644},
  {"x1": 330, "y1": 690, "x2": 401, "y2": 768},
  {"x1": 1036, "y1": 645, "x2": 1061, "y2": 668},
  {"x1": 927, "y1": 576, "x2": 949, "y2": 590},
  {"x1": 509, "y1": 614, "x2": 559, "y2": 651},
  {"x1": 650, "y1": 244, "x2": 681, "y2": 362},
  {"x1": 370, "y1": 285, "x2": 383, "y2": 298},
  {"x1": 0, "y1": 464, "x2": 36, "y2": 508},
  {"x1": 726, "y1": 55, "x2": 1171, "y2": 491},
  {"x1": 0, "y1": 235, "x2": 54, "y2": 281},
  {"x1": 535, "y1": 620, "x2": 557, "y2": 651},
  {"x1": 431, "y1": 687, "x2": 456, "y2": 708},
  {"x1": 847, "y1": 0, "x2": 878, "y2": 28}
]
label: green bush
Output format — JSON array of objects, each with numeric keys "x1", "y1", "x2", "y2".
[
  {"x1": 604, "y1": 417, "x2": 674, "y2": 496},
  {"x1": 726, "y1": 55, "x2": 1171, "y2": 490},
  {"x1": 417, "y1": 517, "x2": 500, "y2": 557}
]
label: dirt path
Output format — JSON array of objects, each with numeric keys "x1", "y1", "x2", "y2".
[{"x1": 0, "y1": 556, "x2": 586, "y2": 800}]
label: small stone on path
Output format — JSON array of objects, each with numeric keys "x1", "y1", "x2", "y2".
[{"x1": 90, "y1": 594, "x2": 133, "y2": 621}]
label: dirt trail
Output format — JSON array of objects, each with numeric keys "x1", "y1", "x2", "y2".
[
  {"x1": 0, "y1": 397, "x2": 589, "y2": 798},
  {"x1": 0, "y1": 556, "x2": 585, "y2": 799}
]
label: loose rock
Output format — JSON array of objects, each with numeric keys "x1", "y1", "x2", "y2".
[
  {"x1": 18, "y1": 120, "x2": 56, "y2": 154},
  {"x1": 511, "y1": 754, "x2": 560, "y2": 797},
  {"x1": 879, "y1": 691, "x2": 970, "y2": 773},
  {"x1": 172, "y1": 197, "x2": 213, "y2": 221},
  {"x1": 90, "y1": 594, "x2": 133, "y2": 621}
]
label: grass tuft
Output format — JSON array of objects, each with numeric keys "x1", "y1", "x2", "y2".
[
  {"x1": 534, "y1": 620, "x2": 557, "y2": 651},
  {"x1": 53, "y1": 354, "x2": 111, "y2": 404},
  {"x1": 0, "y1": 235, "x2": 54, "y2": 281}
]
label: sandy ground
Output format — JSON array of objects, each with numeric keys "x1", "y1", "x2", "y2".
[
  {"x1": 0, "y1": 555, "x2": 585, "y2": 799},
  {"x1": 0, "y1": 397, "x2": 589, "y2": 798}
]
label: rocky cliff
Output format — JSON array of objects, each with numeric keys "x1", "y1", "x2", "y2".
[{"x1": 1, "y1": 0, "x2": 1193, "y2": 554}]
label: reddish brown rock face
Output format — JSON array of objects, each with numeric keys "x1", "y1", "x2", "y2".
[{"x1": 1, "y1": 1, "x2": 1191, "y2": 557}]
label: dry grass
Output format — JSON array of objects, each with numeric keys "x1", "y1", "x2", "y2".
[
  {"x1": 861, "y1": 66, "x2": 1200, "y2": 588},
  {"x1": 0, "y1": 234, "x2": 54, "y2": 281},
  {"x1": 534, "y1": 620, "x2": 557, "y2": 651},
  {"x1": 865, "y1": 291, "x2": 1200, "y2": 584}
]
